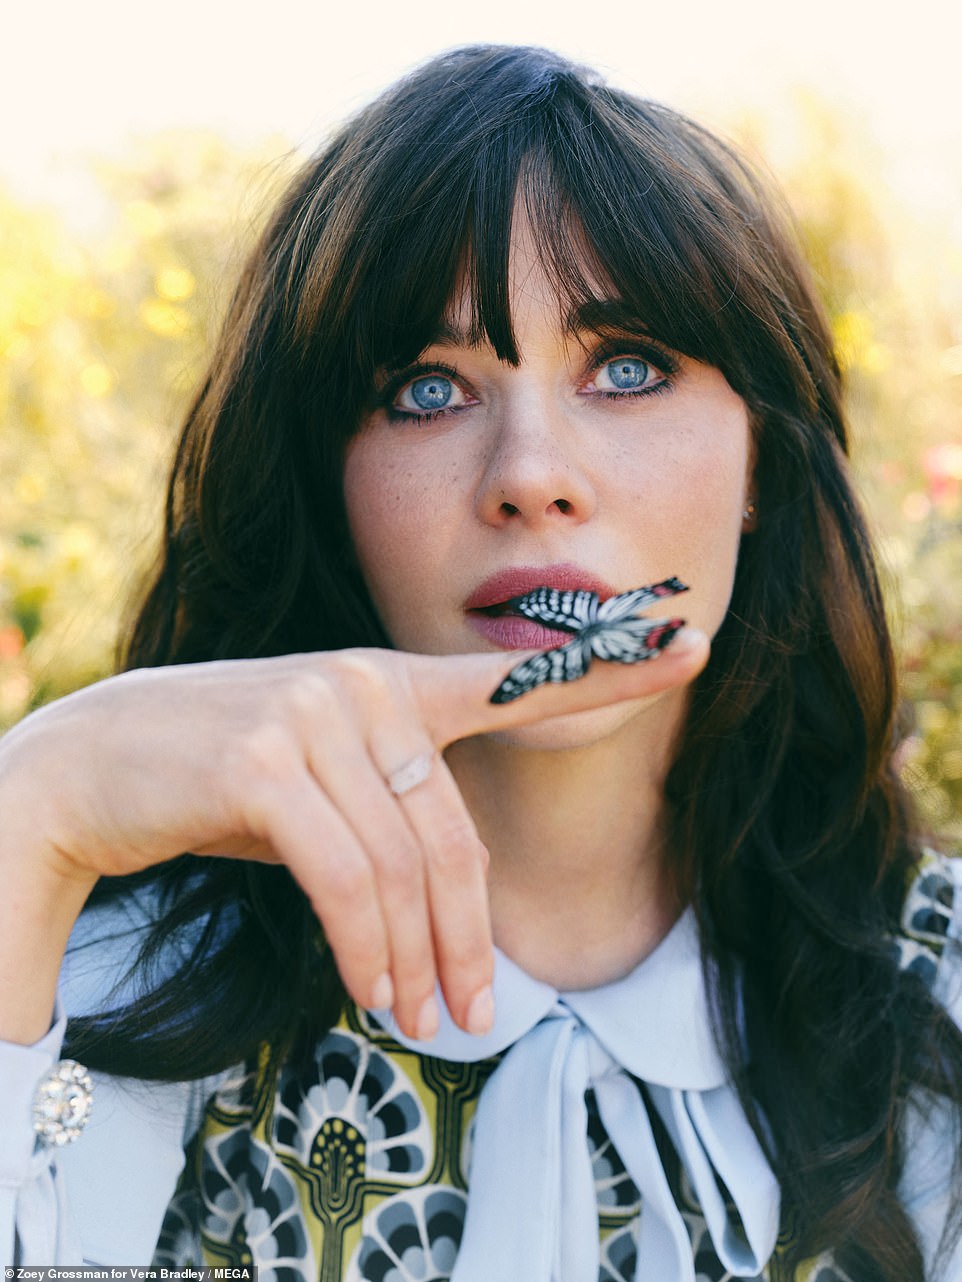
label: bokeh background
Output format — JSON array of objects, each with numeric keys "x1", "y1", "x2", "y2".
[{"x1": 2, "y1": 0, "x2": 960, "y2": 836}]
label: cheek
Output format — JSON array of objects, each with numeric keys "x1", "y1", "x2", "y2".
[
  {"x1": 342, "y1": 436, "x2": 460, "y2": 642},
  {"x1": 344, "y1": 445, "x2": 414, "y2": 584},
  {"x1": 614, "y1": 412, "x2": 750, "y2": 634}
]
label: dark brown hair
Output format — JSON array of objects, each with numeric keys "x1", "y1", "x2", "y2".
[{"x1": 68, "y1": 45, "x2": 962, "y2": 1280}]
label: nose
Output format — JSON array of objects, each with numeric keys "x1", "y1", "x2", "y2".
[{"x1": 474, "y1": 393, "x2": 597, "y2": 529}]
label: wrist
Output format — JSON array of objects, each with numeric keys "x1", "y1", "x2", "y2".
[{"x1": 0, "y1": 746, "x2": 98, "y2": 1044}]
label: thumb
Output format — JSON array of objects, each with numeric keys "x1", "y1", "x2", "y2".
[{"x1": 408, "y1": 625, "x2": 710, "y2": 748}]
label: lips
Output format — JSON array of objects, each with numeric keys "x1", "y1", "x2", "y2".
[{"x1": 464, "y1": 563, "x2": 616, "y2": 650}]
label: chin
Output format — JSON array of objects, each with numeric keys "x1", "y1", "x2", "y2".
[{"x1": 483, "y1": 694, "x2": 662, "y2": 753}]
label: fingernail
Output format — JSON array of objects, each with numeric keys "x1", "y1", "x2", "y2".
[
  {"x1": 416, "y1": 994, "x2": 440, "y2": 1041},
  {"x1": 370, "y1": 973, "x2": 394, "y2": 1010},
  {"x1": 466, "y1": 985, "x2": 494, "y2": 1036}
]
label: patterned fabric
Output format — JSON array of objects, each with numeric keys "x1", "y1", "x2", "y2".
[
  {"x1": 153, "y1": 852, "x2": 957, "y2": 1282},
  {"x1": 890, "y1": 848, "x2": 958, "y2": 987}
]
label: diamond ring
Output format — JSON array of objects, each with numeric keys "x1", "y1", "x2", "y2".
[{"x1": 387, "y1": 752, "x2": 435, "y2": 797}]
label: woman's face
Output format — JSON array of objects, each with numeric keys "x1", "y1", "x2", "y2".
[{"x1": 344, "y1": 222, "x2": 754, "y2": 750}]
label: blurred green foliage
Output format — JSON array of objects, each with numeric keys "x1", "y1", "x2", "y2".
[
  {"x1": 0, "y1": 132, "x2": 294, "y2": 714},
  {"x1": 2, "y1": 107, "x2": 960, "y2": 835}
]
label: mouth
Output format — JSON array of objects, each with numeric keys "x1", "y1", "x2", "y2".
[
  {"x1": 470, "y1": 601, "x2": 517, "y2": 618},
  {"x1": 464, "y1": 563, "x2": 616, "y2": 650},
  {"x1": 464, "y1": 564, "x2": 615, "y2": 612}
]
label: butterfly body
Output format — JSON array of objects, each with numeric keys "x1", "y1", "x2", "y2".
[{"x1": 489, "y1": 576, "x2": 688, "y2": 705}]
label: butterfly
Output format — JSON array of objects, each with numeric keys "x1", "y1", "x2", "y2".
[{"x1": 489, "y1": 576, "x2": 688, "y2": 705}]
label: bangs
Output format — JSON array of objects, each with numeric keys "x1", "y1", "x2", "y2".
[{"x1": 286, "y1": 45, "x2": 823, "y2": 431}]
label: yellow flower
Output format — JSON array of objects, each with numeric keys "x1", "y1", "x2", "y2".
[
  {"x1": 59, "y1": 523, "x2": 98, "y2": 571},
  {"x1": 139, "y1": 298, "x2": 189, "y2": 338},
  {"x1": 124, "y1": 200, "x2": 164, "y2": 237},
  {"x1": 832, "y1": 310, "x2": 872, "y2": 372},
  {"x1": 18, "y1": 292, "x2": 49, "y2": 328},
  {"x1": 80, "y1": 288, "x2": 116, "y2": 320},
  {"x1": 80, "y1": 363, "x2": 115, "y2": 397},
  {"x1": 14, "y1": 473, "x2": 46, "y2": 504},
  {"x1": 155, "y1": 266, "x2": 195, "y2": 301}
]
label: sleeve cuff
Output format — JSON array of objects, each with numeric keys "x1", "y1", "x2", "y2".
[{"x1": 0, "y1": 998, "x2": 68, "y2": 1180}]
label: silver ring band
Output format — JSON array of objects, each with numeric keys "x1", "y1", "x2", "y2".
[{"x1": 387, "y1": 752, "x2": 434, "y2": 797}]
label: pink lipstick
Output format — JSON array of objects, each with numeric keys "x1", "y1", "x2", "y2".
[{"x1": 464, "y1": 564, "x2": 616, "y2": 650}]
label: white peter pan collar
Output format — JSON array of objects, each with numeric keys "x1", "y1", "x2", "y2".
[{"x1": 374, "y1": 908, "x2": 780, "y2": 1282}]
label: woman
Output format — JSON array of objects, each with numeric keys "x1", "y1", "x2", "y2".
[{"x1": 1, "y1": 43, "x2": 960, "y2": 1282}]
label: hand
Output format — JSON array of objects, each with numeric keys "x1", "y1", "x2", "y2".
[{"x1": 0, "y1": 631, "x2": 708, "y2": 1042}]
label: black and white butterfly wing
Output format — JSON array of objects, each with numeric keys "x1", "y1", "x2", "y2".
[
  {"x1": 596, "y1": 577, "x2": 688, "y2": 623},
  {"x1": 489, "y1": 637, "x2": 593, "y2": 704},
  {"x1": 588, "y1": 616, "x2": 684, "y2": 663},
  {"x1": 503, "y1": 587, "x2": 600, "y2": 634},
  {"x1": 489, "y1": 576, "x2": 688, "y2": 703}
]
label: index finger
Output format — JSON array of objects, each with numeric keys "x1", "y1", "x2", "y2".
[{"x1": 407, "y1": 625, "x2": 710, "y2": 749}]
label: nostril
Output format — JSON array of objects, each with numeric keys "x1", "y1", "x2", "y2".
[
  {"x1": 500, "y1": 501, "x2": 520, "y2": 516},
  {"x1": 554, "y1": 498, "x2": 572, "y2": 514}
]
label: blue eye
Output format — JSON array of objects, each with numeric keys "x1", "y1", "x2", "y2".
[
  {"x1": 383, "y1": 365, "x2": 476, "y2": 423},
  {"x1": 604, "y1": 358, "x2": 649, "y2": 390},
  {"x1": 409, "y1": 375, "x2": 453, "y2": 410}
]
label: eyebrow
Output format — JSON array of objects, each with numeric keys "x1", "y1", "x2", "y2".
[
  {"x1": 423, "y1": 298, "x2": 656, "y2": 351},
  {"x1": 566, "y1": 298, "x2": 655, "y2": 338},
  {"x1": 429, "y1": 318, "x2": 478, "y2": 348}
]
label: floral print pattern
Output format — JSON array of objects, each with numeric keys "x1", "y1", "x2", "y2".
[{"x1": 155, "y1": 852, "x2": 956, "y2": 1281}]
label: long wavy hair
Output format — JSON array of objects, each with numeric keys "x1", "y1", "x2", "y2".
[{"x1": 67, "y1": 45, "x2": 962, "y2": 1280}]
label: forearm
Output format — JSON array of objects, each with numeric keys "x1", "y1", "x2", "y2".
[{"x1": 0, "y1": 745, "x2": 96, "y2": 1044}]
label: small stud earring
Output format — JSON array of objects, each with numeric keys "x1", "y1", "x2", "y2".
[{"x1": 743, "y1": 501, "x2": 757, "y2": 523}]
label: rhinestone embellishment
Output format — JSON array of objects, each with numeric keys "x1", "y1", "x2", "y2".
[{"x1": 32, "y1": 1059, "x2": 93, "y2": 1146}]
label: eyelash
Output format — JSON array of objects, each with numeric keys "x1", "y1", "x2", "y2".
[
  {"x1": 589, "y1": 340, "x2": 678, "y2": 402},
  {"x1": 379, "y1": 343, "x2": 678, "y2": 425},
  {"x1": 598, "y1": 384, "x2": 672, "y2": 403},
  {"x1": 379, "y1": 362, "x2": 467, "y2": 426}
]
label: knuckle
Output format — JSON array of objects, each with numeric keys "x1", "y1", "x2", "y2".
[
  {"x1": 440, "y1": 936, "x2": 490, "y2": 979},
  {"x1": 373, "y1": 838, "x2": 423, "y2": 893},
  {"x1": 319, "y1": 854, "x2": 373, "y2": 910},
  {"x1": 331, "y1": 651, "x2": 396, "y2": 708},
  {"x1": 278, "y1": 670, "x2": 340, "y2": 725},
  {"x1": 426, "y1": 819, "x2": 483, "y2": 873},
  {"x1": 392, "y1": 958, "x2": 437, "y2": 1000}
]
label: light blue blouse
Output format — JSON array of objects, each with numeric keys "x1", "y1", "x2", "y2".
[{"x1": 2, "y1": 856, "x2": 962, "y2": 1279}]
